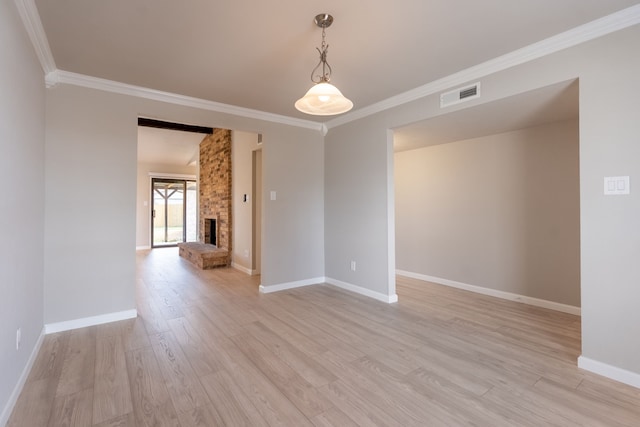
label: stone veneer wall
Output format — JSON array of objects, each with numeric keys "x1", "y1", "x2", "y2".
[{"x1": 199, "y1": 128, "x2": 232, "y2": 255}]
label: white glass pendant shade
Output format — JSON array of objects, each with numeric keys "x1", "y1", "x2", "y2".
[{"x1": 295, "y1": 82, "x2": 353, "y2": 116}]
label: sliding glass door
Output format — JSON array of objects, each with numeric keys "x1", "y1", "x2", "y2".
[{"x1": 152, "y1": 178, "x2": 196, "y2": 247}]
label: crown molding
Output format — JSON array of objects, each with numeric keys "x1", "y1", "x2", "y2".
[
  {"x1": 46, "y1": 70, "x2": 324, "y2": 131},
  {"x1": 18, "y1": 0, "x2": 640, "y2": 133},
  {"x1": 325, "y1": 4, "x2": 640, "y2": 130},
  {"x1": 16, "y1": 0, "x2": 321, "y2": 131},
  {"x1": 13, "y1": 0, "x2": 56, "y2": 74}
]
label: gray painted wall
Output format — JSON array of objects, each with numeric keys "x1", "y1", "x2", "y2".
[
  {"x1": 578, "y1": 27, "x2": 640, "y2": 372},
  {"x1": 261, "y1": 126, "x2": 325, "y2": 285},
  {"x1": 325, "y1": 24, "x2": 640, "y2": 375},
  {"x1": 395, "y1": 120, "x2": 580, "y2": 306},
  {"x1": 0, "y1": 0, "x2": 46, "y2": 421},
  {"x1": 325, "y1": 123, "x2": 393, "y2": 296},
  {"x1": 43, "y1": 84, "x2": 325, "y2": 324},
  {"x1": 44, "y1": 87, "x2": 138, "y2": 324}
]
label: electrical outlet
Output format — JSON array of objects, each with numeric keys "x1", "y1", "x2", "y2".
[
  {"x1": 244, "y1": 249, "x2": 249, "y2": 258},
  {"x1": 16, "y1": 328, "x2": 21, "y2": 350},
  {"x1": 350, "y1": 261, "x2": 356, "y2": 271}
]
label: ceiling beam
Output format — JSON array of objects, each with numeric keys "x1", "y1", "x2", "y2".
[{"x1": 138, "y1": 118, "x2": 213, "y2": 134}]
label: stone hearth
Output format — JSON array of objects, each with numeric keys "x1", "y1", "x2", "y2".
[{"x1": 178, "y1": 242, "x2": 229, "y2": 269}]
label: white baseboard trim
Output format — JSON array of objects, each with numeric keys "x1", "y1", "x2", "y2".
[
  {"x1": 259, "y1": 277, "x2": 325, "y2": 294},
  {"x1": 44, "y1": 309, "x2": 138, "y2": 334},
  {"x1": 136, "y1": 246, "x2": 151, "y2": 251},
  {"x1": 232, "y1": 262, "x2": 254, "y2": 276},
  {"x1": 578, "y1": 356, "x2": 640, "y2": 389},
  {"x1": 325, "y1": 277, "x2": 399, "y2": 304},
  {"x1": 258, "y1": 276, "x2": 399, "y2": 304},
  {"x1": 0, "y1": 327, "x2": 45, "y2": 427},
  {"x1": 396, "y1": 270, "x2": 580, "y2": 316}
]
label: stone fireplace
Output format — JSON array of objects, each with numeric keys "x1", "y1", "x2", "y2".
[
  {"x1": 178, "y1": 128, "x2": 232, "y2": 268},
  {"x1": 199, "y1": 128, "x2": 231, "y2": 251}
]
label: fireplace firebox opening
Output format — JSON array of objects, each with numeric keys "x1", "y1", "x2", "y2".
[{"x1": 204, "y1": 218, "x2": 217, "y2": 246}]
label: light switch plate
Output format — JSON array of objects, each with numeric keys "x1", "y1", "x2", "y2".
[{"x1": 604, "y1": 176, "x2": 630, "y2": 195}]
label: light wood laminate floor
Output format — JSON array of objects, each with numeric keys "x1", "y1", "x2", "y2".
[{"x1": 8, "y1": 248, "x2": 640, "y2": 426}]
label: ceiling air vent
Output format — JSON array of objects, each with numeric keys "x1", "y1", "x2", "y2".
[{"x1": 440, "y1": 82, "x2": 481, "y2": 108}]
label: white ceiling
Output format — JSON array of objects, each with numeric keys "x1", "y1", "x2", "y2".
[
  {"x1": 34, "y1": 0, "x2": 639, "y2": 122},
  {"x1": 137, "y1": 126, "x2": 204, "y2": 166}
]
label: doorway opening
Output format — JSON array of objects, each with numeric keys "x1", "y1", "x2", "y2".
[
  {"x1": 392, "y1": 79, "x2": 580, "y2": 315},
  {"x1": 252, "y1": 148, "x2": 263, "y2": 274},
  {"x1": 137, "y1": 121, "x2": 262, "y2": 277},
  {"x1": 151, "y1": 178, "x2": 197, "y2": 247}
]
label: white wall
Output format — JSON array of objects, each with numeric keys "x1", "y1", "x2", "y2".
[
  {"x1": 43, "y1": 83, "x2": 325, "y2": 324},
  {"x1": 325, "y1": 24, "x2": 640, "y2": 380},
  {"x1": 232, "y1": 130, "x2": 260, "y2": 273},
  {"x1": 136, "y1": 162, "x2": 197, "y2": 248},
  {"x1": 0, "y1": 0, "x2": 46, "y2": 422},
  {"x1": 395, "y1": 120, "x2": 580, "y2": 307}
]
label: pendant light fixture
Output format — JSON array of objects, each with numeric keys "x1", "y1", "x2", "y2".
[{"x1": 295, "y1": 14, "x2": 353, "y2": 116}]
